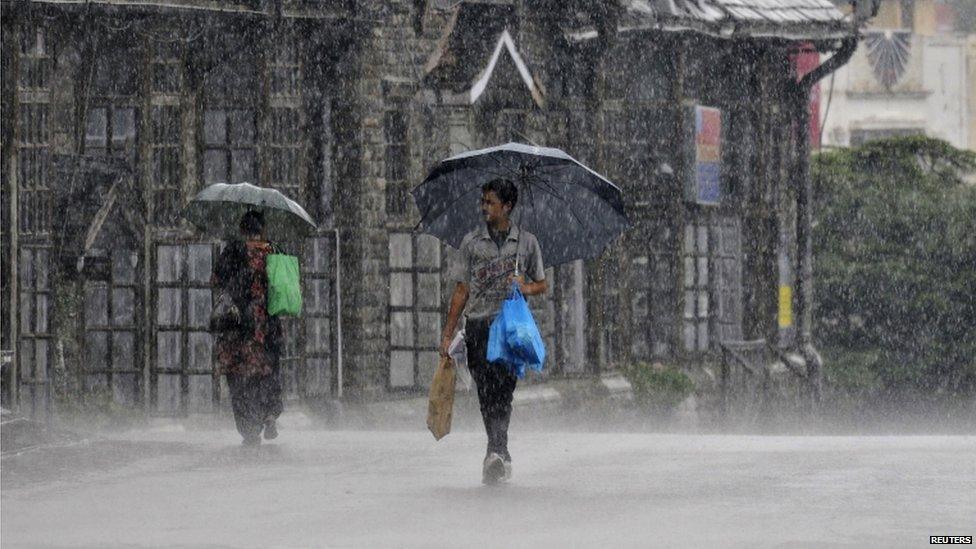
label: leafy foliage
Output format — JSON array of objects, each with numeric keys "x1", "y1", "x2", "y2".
[
  {"x1": 813, "y1": 136, "x2": 976, "y2": 394},
  {"x1": 621, "y1": 362, "x2": 695, "y2": 413}
]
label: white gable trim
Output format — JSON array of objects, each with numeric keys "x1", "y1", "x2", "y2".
[{"x1": 469, "y1": 30, "x2": 545, "y2": 108}]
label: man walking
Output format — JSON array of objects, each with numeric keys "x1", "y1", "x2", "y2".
[{"x1": 440, "y1": 178, "x2": 547, "y2": 484}]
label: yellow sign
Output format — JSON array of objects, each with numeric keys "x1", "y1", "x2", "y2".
[{"x1": 778, "y1": 285, "x2": 793, "y2": 328}]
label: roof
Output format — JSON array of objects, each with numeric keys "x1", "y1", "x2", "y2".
[
  {"x1": 709, "y1": 0, "x2": 845, "y2": 24},
  {"x1": 469, "y1": 31, "x2": 545, "y2": 107},
  {"x1": 570, "y1": 0, "x2": 851, "y2": 42},
  {"x1": 424, "y1": 3, "x2": 516, "y2": 91},
  {"x1": 423, "y1": 3, "x2": 544, "y2": 107}
]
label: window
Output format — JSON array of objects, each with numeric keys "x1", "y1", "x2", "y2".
[
  {"x1": 86, "y1": 38, "x2": 140, "y2": 164},
  {"x1": 17, "y1": 103, "x2": 51, "y2": 235},
  {"x1": 82, "y1": 249, "x2": 141, "y2": 405},
  {"x1": 628, "y1": 225, "x2": 674, "y2": 359},
  {"x1": 18, "y1": 27, "x2": 50, "y2": 90},
  {"x1": 681, "y1": 215, "x2": 744, "y2": 353},
  {"x1": 203, "y1": 109, "x2": 255, "y2": 184},
  {"x1": 201, "y1": 30, "x2": 259, "y2": 186},
  {"x1": 152, "y1": 41, "x2": 182, "y2": 95},
  {"x1": 683, "y1": 223, "x2": 710, "y2": 352},
  {"x1": 388, "y1": 233, "x2": 442, "y2": 389},
  {"x1": 269, "y1": 107, "x2": 303, "y2": 200},
  {"x1": 14, "y1": 25, "x2": 54, "y2": 416},
  {"x1": 17, "y1": 247, "x2": 53, "y2": 418},
  {"x1": 270, "y1": 40, "x2": 300, "y2": 97},
  {"x1": 384, "y1": 109, "x2": 409, "y2": 215},
  {"x1": 17, "y1": 26, "x2": 52, "y2": 236},
  {"x1": 268, "y1": 39, "x2": 305, "y2": 204},
  {"x1": 149, "y1": 42, "x2": 183, "y2": 226},
  {"x1": 85, "y1": 106, "x2": 137, "y2": 161},
  {"x1": 713, "y1": 217, "x2": 743, "y2": 343},
  {"x1": 153, "y1": 243, "x2": 216, "y2": 414},
  {"x1": 151, "y1": 106, "x2": 181, "y2": 225},
  {"x1": 304, "y1": 236, "x2": 335, "y2": 396}
]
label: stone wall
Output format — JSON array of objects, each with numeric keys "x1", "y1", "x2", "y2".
[{"x1": 338, "y1": 1, "x2": 443, "y2": 397}]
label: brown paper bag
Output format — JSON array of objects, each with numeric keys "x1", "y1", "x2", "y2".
[{"x1": 426, "y1": 356, "x2": 456, "y2": 440}]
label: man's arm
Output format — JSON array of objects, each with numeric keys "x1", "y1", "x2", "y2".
[
  {"x1": 439, "y1": 282, "x2": 469, "y2": 357},
  {"x1": 510, "y1": 236, "x2": 547, "y2": 296},
  {"x1": 510, "y1": 276, "x2": 547, "y2": 296}
]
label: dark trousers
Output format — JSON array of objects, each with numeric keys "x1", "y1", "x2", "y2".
[
  {"x1": 465, "y1": 317, "x2": 518, "y2": 461},
  {"x1": 226, "y1": 371, "x2": 282, "y2": 440}
]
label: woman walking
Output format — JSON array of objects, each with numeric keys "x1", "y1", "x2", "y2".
[{"x1": 212, "y1": 210, "x2": 284, "y2": 446}]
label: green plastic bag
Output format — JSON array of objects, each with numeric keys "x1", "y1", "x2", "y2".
[{"x1": 267, "y1": 253, "x2": 302, "y2": 316}]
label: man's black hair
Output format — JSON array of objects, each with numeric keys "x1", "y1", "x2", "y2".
[
  {"x1": 240, "y1": 210, "x2": 265, "y2": 235},
  {"x1": 482, "y1": 178, "x2": 518, "y2": 208}
]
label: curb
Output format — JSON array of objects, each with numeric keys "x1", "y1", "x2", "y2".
[{"x1": 1, "y1": 407, "x2": 88, "y2": 458}]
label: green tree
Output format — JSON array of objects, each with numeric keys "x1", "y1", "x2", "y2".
[{"x1": 813, "y1": 136, "x2": 976, "y2": 394}]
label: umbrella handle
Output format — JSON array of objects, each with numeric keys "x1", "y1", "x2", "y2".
[
  {"x1": 515, "y1": 238, "x2": 526, "y2": 278},
  {"x1": 514, "y1": 209, "x2": 524, "y2": 278}
]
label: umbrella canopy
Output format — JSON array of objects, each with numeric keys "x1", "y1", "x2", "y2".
[
  {"x1": 411, "y1": 142, "x2": 629, "y2": 267},
  {"x1": 184, "y1": 182, "x2": 317, "y2": 239}
]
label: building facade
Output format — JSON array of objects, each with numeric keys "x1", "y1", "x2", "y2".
[
  {"x1": 821, "y1": 0, "x2": 975, "y2": 150},
  {"x1": 1, "y1": 0, "x2": 859, "y2": 418}
]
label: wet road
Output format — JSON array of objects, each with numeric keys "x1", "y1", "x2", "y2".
[{"x1": 3, "y1": 429, "x2": 974, "y2": 548}]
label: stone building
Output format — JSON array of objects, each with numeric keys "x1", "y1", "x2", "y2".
[{"x1": 1, "y1": 0, "x2": 865, "y2": 418}]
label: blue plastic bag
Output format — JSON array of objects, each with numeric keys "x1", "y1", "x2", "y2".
[
  {"x1": 487, "y1": 315, "x2": 517, "y2": 369},
  {"x1": 486, "y1": 283, "x2": 546, "y2": 378}
]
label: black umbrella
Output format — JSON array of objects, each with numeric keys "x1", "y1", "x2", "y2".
[{"x1": 411, "y1": 142, "x2": 629, "y2": 268}]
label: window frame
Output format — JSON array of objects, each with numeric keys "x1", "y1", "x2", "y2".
[
  {"x1": 148, "y1": 40, "x2": 184, "y2": 227},
  {"x1": 384, "y1": 107, "x2": 409, "y2": 216},
  {"x1": 80, "y1": 250, "x2": 143, "y2": 405},
  {"x1": 16, "y1": 245, "x2": 54, "y2": 418},
  {"x1": 16, "y1": 24, "x2": 53, "y2": 237},
  {"x1": 682, "y1": 220, "x2": 712, "y2": 353},
  {"x1": 150, "y1": 242, "x2": 219, "y2": 415},
  {"x1": 387, "y1": 232, "x2": 443, "y2": 391},
  {"x1": 302, "y1": 235, "x2": 336, "y2": 397},
  {"x1": 84, "y1": 104, "x2": 139, "y2": 163},
  {"x1": 201, "y1": 107, "x2": 257, "y2": 185}
]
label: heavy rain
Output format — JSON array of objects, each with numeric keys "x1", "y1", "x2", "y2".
[{"x1": 1, "y1": 0, "x2": 974, "y2": 547}]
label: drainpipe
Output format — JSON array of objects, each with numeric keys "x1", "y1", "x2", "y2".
[
  {"x1": 791, "y1": 36, "x2": 858, "y2": 402},
  {"x1": 334, "y1": 228, "x2": 343, "y2": 399}
]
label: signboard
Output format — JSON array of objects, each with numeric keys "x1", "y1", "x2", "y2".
[
  {"x1": 684, "y1": 105, "x2": 722, "y2": 206},
  {"x1": 778, "y1": 285, "x2": 793, "y2": 329}
]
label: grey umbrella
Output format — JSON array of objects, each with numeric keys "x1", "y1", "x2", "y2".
[
  {"x1": 184, "y1": 182, "x2": 317, "y2": 239},
  {"x1": 411, "y1": 142, "x2": 629, "y2": 268}
]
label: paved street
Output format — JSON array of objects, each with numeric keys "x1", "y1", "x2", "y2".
[{"x1": 2, "y1": 426, "x2": 974, "y2": 548}]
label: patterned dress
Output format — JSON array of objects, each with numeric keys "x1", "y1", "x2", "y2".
[{"x1": 212, "y1": 240, "x2": 281, "y2": 378}]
